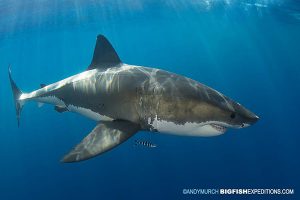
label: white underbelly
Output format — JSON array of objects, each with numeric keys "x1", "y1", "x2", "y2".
[
  {"x1": 150, "y1": 116, "x2": 224, "y2": 137},
  {"x1": 67, "y1": 105, "x2": 113, "y2": 121},
  {"x1": 32, "y1": 96, "x2": 112, "y2": 122}
]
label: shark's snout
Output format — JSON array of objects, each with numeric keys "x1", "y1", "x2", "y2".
[
  {"x1": 232, "y1": 102, "x2": 259, "y2": 127},
  {"x1": 246, "y1": 113, "x2": 259, "y2": 125}
]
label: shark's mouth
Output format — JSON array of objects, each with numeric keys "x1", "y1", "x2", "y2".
[{"x1": 210, "y1": 124, "x2": 227, "y2": 133}]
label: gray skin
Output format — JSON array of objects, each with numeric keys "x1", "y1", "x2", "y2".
[
  {"x1": 9, "y1": 35, "x2": 259, "y2": 162},
  {"x1": 44, "y1": 65, "x2": 258, "y2": 130}
]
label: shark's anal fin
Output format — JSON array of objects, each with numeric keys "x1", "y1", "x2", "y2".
[
  {"x1": 87, "y1": 35, "x2": 122, "y2": 71},
  {"x1": 54, "y1": 106, "x2": 68, "y2": 113},
  {"x1": 62, "y1": 120, "x2": 140, "y2": 163}
]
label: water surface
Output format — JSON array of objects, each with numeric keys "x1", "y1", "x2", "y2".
[{"x1": 0, "y1": 0, "x2": 299, "y2": 199}]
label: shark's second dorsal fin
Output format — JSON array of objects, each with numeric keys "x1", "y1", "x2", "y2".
[{"x1": 87, "y1": 35, "x2": 122, "y2": 71}]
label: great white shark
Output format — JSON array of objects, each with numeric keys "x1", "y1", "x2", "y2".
[{"x1": 9, "y1": 35, "x2": 259, "y2": 162}]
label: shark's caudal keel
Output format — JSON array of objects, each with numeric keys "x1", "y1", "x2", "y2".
[{"x1": 9, "y1": 35, "x2": 259, "y2": 162}]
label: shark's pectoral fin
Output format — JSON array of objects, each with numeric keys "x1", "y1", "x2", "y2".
[
  {"x1": 62, "y1": 120, "x2": 140, "y2": 163},
  {"x1": 54, "y1": 106, "x2": 68, "y2": 113}
]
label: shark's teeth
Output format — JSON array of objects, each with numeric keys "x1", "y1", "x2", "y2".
[{"x1": 211, "y1": 124, "x2": 227, "y2": 132}]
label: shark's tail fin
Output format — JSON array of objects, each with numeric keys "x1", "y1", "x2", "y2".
[{"x1": 8, "y1": 66, "x2": 24, "y2": 127}]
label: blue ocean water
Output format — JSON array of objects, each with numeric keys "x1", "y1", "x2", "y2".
[{"x1": 0, "y1": 0, "x2": 299, "y2": 199}]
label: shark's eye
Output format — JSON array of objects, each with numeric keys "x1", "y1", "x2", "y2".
[{"x1": 230, "y1": 113, "x2": 236, "y2": 119}]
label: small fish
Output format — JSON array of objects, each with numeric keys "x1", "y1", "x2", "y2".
[{"x1": 135, "y1": 140, "x2": 157, "y2": 148}]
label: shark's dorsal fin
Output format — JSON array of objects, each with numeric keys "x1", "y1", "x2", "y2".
[{"x1": 87, "y1": 35, "x2": 122, "y2": 71}]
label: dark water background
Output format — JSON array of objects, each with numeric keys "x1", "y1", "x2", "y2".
[{"x1": 0, "y1": 0, "x2": 299, "y2": 199}]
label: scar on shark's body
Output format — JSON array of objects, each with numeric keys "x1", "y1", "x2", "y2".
[{"x1": 9, "y1": 35, "x2": 259, "y2": 162}]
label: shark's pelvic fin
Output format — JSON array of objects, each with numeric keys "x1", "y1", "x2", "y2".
[
  {"x1": 87, "y1": 35, "x2": 122, "y2": 71},
  {"x1": 8, "y1": 66, "x2": 24, "y2": 127},
  {"x1": 62, "y1": 120, "x2": 140, "y2": 162}
]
